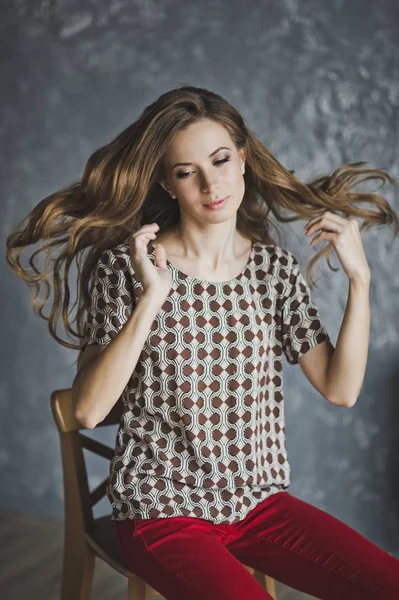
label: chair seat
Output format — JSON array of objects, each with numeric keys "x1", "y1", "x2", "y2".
[
  {"x1": 85, "y1": 515, "x2": 134, "y2": 578},
  {"x1": 85, "y1": 515, "x2": 260, "y2": 579}
]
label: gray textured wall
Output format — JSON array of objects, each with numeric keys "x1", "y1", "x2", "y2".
[{"x1": 1, "y1": 0, "x2": 398, "y2": 560}]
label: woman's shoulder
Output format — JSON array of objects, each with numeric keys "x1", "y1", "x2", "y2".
[
  {"x1": 96, "y1": 241, "x2": 130, "y2": 261},
  {"x1": 255, "y1": 242, "x2": 296, "y2": 269},
  {"x1": 92, "y1": 241, "x2": 133, "y2": 279}
]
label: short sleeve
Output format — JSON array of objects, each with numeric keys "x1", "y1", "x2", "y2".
[
  {"x1": 281, "y1": 254, "x2": 330, "y2": 365},
  {"x1": 82, "y1": 248, "x2": 135, "y2": 349}
]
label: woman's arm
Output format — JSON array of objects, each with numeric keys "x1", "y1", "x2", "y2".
[
  {"x1": 324, "y1": 276, "x2": 370, "y2": 407},
  {"x1": 297, "y1": 211, "x2": 372, "y2": 407},
  {"x1": 73, "y1": 290, "x2": 162, "y2": 429}
]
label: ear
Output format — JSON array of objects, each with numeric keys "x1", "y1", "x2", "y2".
[
  {"x1": 159, "y1": 180, "x2": 175, "y2": 198},
  {"x1": 239, "y1": 149, "x2": 246, "y2": 174},
  {"x1": 159, "y1": 180, "x2": 168, "y2": 193}
]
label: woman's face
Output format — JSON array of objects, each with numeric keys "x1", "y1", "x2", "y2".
[{"x1": 160, "y1": 118, "x2": 245, "y2": 222}]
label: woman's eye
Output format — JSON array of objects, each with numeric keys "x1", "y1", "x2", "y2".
[
  {"x1": 215, "y1": 157, "x2": 230, "y2": 166},
  {"x1": 176, "y1": 156, "x2": 231, "y2": 179}
]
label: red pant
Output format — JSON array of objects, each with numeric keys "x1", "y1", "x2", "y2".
[{"x1": 115, "y1": 491, "x2": 399, "y2": 600}]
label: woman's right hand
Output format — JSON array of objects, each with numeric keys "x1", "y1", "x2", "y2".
[{"x1": 128, "y1": 223, "x2": 172, "y2": 301}]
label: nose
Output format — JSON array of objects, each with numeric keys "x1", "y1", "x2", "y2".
[{"x1": 200, "y1": 170, "x2": 220, "y2": 196}]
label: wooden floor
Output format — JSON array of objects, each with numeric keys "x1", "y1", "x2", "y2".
[{"x1": 0, "y1": 508, "x2": 317, "y2": 599}]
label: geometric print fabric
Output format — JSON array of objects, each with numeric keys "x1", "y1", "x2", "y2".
[{"x1": 83, "y1": 240, "x2": 330, "y2": 524}]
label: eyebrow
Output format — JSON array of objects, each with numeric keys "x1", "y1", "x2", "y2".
[{"x1": 171, "y1": 146, "x2": 231, "y2": 170}]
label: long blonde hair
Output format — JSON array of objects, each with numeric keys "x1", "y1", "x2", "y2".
[{"x1": 5, "y1": 85, "x2": 398, "y2": 357}]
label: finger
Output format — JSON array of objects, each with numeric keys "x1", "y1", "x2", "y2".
[
  {"x1": 310, "y1": 231, "x2": 337, "y2": 246},
  {"x1": 132, "y1": 223, "x2": 159, "y2": 237},
  {"x1": 143, "y1": 222, "x2": 159, "y2": 229},
  {"x1": 153, "y1": 244, "x2": 167, "y2": 268},
  {"x1": 306, "y1": 216, "x2": 345, "y2": 236},
  {"x1": 137, "y1": 232, "x2": 157, "y2": 245},
  {"x1": 130, "y1": 226, "x2": 158, "y2": 243},
  {"x1": 130, "y1": 232, "x2": 157, "y2": 254},
  {"x1": 306, "y1": 211, "x2": 347, "y2": 231}
]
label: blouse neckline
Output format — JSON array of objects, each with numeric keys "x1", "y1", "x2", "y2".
[{"x1": 148, "y1": 242, "x2": 255, "y2": 286}]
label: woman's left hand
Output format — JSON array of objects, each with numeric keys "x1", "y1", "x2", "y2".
[{"x1": 305, "y1": 211, "x2": 371, "y2": 281}]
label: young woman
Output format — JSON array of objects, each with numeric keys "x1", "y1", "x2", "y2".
[{"x1": 6, "y1": 86, "x2": 399, "y2": 599}]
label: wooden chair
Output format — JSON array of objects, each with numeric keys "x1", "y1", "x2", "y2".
[{"x1": 51, "y1": 388, "x2": 277, "y2": 599}]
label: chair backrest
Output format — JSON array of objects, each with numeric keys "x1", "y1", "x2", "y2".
[{"x1": 51, "y1": 389, "x2": 123, "y2": 534}]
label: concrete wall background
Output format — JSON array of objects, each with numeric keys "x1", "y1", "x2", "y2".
[{"x1": 1, "y1": 0, "x2": 398, "y2": 558}]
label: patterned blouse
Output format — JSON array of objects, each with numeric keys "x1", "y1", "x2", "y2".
[{"x1": 82, "y1": 240, "x2": 330, "y2": 524}]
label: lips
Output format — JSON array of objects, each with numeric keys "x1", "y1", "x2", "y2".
[{"x1": 204, "y1": 195, "x2": 229, "y2": 206}]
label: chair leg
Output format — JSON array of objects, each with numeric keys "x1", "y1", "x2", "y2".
[
  {"x1": 253, "y1": 570, "x2": 277, "y2": 599},
  {"x1": 127, "y1": 576, "x2": 146, "y2": 600},
  {"x1": 60, "y1": 542, "x2": 95, "y2": 600},
  {"x1": 265, "y1": 575, "x2": 277, "y2": 599}
]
